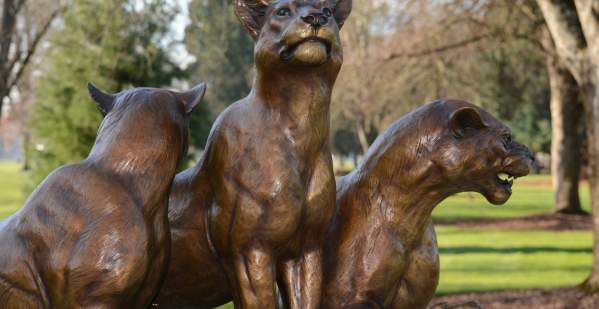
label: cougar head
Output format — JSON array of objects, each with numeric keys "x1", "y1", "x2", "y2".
[
  {"x1": 235, "y1": 0, "x2": 352, "y2": 68},
  {"x1": 429, "y1": 101, "x2": 535, "y2": 205}
]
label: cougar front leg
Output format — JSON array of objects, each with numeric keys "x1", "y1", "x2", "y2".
[
  {"x1": 278, "y1": 248, "x2": 323, "y2": 309},
  {"x1": 391, "y1": 221, "x2": 440, "y2": 309},
  {"x1": 227, "y1": 246, "x2": 278, "y2": 309},
  {"x1": 278, "y1": 151, "x2": 333, "y2": 309}
]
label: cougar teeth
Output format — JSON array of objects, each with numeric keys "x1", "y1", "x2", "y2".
[
  {"x1": 497, "y1": 172, "x2": 516, "y2": 187},
  {"x1": 497, "y1": 173, "x2": 510, "y2": 182}
]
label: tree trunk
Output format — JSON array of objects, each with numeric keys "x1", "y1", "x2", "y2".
[
  {"x1": 22, "y1": 132, "x2": 30, "y2": 171},
  {"x1": 576, "y1": 0, "x2": 599, "y2": 291},
  {"x1": 538, "y1": 0, "x2": 599, "y2": 292},
  {"x1": 0, "y1": 0, "x2": 18, "y2": 119},
  {"x1": 0, "y1": 78, "x2": 7, "y2": 120},
  {"x1": 581, "y1": 80, "x2": 599, "y2": 292},
  {"x1": 547, "y1": 54, "x2": 585, "y2": 214}
]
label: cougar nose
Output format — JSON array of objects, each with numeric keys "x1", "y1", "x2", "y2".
[{"x1": 301, "y1": 13, "x2": 328, "y2": 27}]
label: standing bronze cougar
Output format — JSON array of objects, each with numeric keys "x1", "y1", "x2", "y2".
[{"x1": 156, "y1": 0, "x2": 352, "y2": 308}]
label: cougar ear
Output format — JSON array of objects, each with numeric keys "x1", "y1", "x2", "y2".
[
  {"x1": 235, "y1": 0, "x2": 269, "y2": 39},
  {"x1": 449, "y1": 107, "x2": 488, "y2": 138},
  {"x1": 176, "y1": 82, "x2": 207, "y2": 115},
  {"x1": 87, "y1": 82, "x2": 116, "y2": 115},
  {"x1": 333, "y1": 0, "x2": 352, "y2": 29}
]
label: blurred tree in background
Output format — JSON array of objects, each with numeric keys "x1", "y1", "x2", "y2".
[
  {"x1": 0, "y1": 0, "x2": 63, "y2": 120},
  {"x1": 332, "y1": 1, "x2": 408, "y2": 156},
  {"x1": 536, "y1": 0, "x2": 599, "y2": 292},
  {"x1": 332, "y1": 0, "x2": 586, "y2": 214},
  {"x1": 26, "y1": 0, "x2": 185, "y2": 192},
  {"x1": 184, "y1": 0, "x2": 253, "y2": 150},
  {"x1": 331, "y1": 0, "x2": 552, "y2": 158}
]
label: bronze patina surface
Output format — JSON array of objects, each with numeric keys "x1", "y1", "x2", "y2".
[
  {"x1": 156, "y1": 0, "x2": 351, "y2": 308},
  {"x1": 321, "y1": 100, "x2": 534, "y2": 309},
  {"x1": 0, "y1": 83, "x2": 205, "y2": 308}
]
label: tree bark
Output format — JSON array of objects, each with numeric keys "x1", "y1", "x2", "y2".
[
  {"x1": 580, "y1": 79, "x2": 599, "y2": 292},
  {"x1": 538, "y1": 0, "x2": 599, "y2": 291},
  {"x1": 0, "y1": 0, "x2": 18, "y2": 117},
  {"x1": 546, "y1": 50, "x2": 585, "y2": 214},
  {"x1": 575, "y1": 0, "x2": 599, "y2": 291}
]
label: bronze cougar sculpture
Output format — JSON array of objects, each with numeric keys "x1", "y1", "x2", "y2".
[
  {"x1": 156, "y1": 0, "x2": 351, "y2": 308},
  {"x1": 321, "y1": 100, "x2": 534, "y2": 308},
  {"x1": 0, "y1": 83, "x2": 205, "y2": 308}
]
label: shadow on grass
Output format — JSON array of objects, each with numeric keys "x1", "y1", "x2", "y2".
[{"x1": 440, "y1": 246, "x2": 592, "y2": 254}]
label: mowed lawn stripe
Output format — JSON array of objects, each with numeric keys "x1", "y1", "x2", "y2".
[{"x1": 435, "y1": 226, "x2": 592, "y2": 295}]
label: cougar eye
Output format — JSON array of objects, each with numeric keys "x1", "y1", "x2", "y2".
[
  {"x1": 323, "y1": 8, "x2": 333, "y2": 17},
  {"x1": 502, "y1": 134, "x2": 512, "y2": 147},
  {"x1": 276, "y1": 7, "x2": 291, "y2": 17}
]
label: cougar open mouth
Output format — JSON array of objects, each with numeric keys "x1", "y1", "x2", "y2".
[{"x1": 496, "y1": 172, "x2": 516, "y2": 194}]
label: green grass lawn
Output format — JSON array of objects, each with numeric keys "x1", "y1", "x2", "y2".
[
  {"x1": 0, "y1": 161, "x2": 593, "y2": 301},
  {"x1": 436, "y1": 226, "x2": 592, "y2": 295},
  {"x1": 0, "y1": 161, "x2": 26, "y2": 219}
]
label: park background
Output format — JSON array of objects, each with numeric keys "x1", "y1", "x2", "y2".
[{"x1": 1, "y1": 0, "x2": 598, "y2": 307}]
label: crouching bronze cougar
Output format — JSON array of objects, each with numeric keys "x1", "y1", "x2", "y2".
[
  {"x1": 321, "y1": 99, "x2": 534, "y2": 308},
  {"x1": 0, "y1": 83, "x2": 205, "y2": 308}
]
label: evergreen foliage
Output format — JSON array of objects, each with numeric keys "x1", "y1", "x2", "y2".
[
  {"x1": 27, "y1": 0, "x2": 184, "y2": 192},
  {"x1": 184, "y1": 0, "x2": 254, "y2": 150}
]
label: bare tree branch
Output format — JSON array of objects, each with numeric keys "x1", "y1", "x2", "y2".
[
  {"x1": 0, "y1": 0, "x2": 64, "y2": 119},
  {"x1": 574, "y1": 0, "x2": 599, "y2": 54},
  {"x1": 537, "y1": 0, "x2": 586, "y2": 79},
  {"x1": 6, "y1": 30, "x2": 23, "y2": 77},
  {"x1": 7, "y1": 6, "x2": 63, "y2": 91},
  {"x1": 385, "y1": 32, "x2": 496, "y2": 60}
]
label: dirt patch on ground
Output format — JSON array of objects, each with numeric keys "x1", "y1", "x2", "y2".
[
  {"x1": 436, "y1": 213, "x2": 592, "y2": 231},
  {"x1": 430, "y1": 287, "x2": 599, "y2": 309}
]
